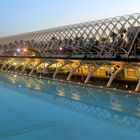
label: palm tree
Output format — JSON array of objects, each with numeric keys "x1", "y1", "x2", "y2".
[
  {"x1": 119, "y1": 27, "x2": 127, "y2": 35},
  {"x1": 20, "y1": 40, "x2": 24, "y2": 45},
  {"x1": 109, "y1": 31, "x2": 117, "y2": 42},
  {"x1": 14, "y1": 40, "x2": 18, "y2": 45},
  {"x1": 101, "y1": 37, "x2": 107, "y2": 44},
  {"x1": 89, "y1": 37, "x2": 96, "y2": 44}
]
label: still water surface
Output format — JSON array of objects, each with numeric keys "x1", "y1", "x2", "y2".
[{"x1": 0, "y1": 73, "x2": 140, "y2": 140}]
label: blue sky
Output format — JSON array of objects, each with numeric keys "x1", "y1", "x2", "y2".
[{"x1": 0, "y1": 0, "x2": 140, "y2": 36}]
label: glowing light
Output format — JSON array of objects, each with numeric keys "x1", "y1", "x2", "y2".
[
  {"x1": 59, "y1": 47, "x2": 62, "y2": 51},
  {"x1": 13, "y1": 62, "x2": 17, "y2": 65},
  {"x1": 44, "y1": 63, "x2": 48, "y2": 67},
  {"x1": 23, "y1": 48, "x2": 27, "y2": 52},
  {"x1": 17, "y1": 48, "x2": 20, "y2": 52},
  {"x1": 14, "y1": 75, "x2": 17, "y2": 77},
  {"x1": 21, "y1": 62, "x2": 24, "y2": 65}
]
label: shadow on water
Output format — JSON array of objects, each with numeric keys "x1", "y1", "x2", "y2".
[{"x1": 0, "y1": 72, "x2": 140, "y2": 132}]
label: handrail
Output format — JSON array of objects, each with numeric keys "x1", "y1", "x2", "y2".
[{"x1": 0, "y1": 52, "x2": 140, "y2": 61}]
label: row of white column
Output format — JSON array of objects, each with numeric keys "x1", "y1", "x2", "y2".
[{"x1": 1, "y1": 59, "x2": 140, "y2": 92}]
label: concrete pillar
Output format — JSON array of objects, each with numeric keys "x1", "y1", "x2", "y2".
[
  {"x1": 135, "y1": 68, "x2": 140, "y2": 92},
  {"x1": 107, "y1": 65, "x2": 126, "y2": 87},
  {"x1": 135, "y1": 80, "x2": 140, "y2": 92},
  {"x1": 84, "y1": 64, "x2": 102, "y2": 83},
  {"x1": 1, "y1": 62, "x2": 9, "y2": 71},
  {"x1": 42, "y1": 61, "x2": 55, "y2": 73},
  {"x1": 53, "y1": 62, "x2": 70, "y2": 79},
  {"x1": 21, "y1": 62, "x2": 32, "y2": 73},
  {"x1": 15, "y1": 61, "x2": 24, "y2": 70},
  {"x1": 29, "y1": 62, "x2": 44, "y2": 75},
  {"x1": 67, "y1": 63, "x2": 84, "y2": 81}
]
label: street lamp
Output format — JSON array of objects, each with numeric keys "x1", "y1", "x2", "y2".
[
  {"x1": 17, "y1": 48, "x2": 20, "y2": 52},
  {"x1": 59, "y1": 47, "x2": 62, "y2": 51}
]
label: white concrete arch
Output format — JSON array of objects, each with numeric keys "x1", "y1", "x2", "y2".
[
  {"x1": 1, "y1": 61, "x2": 11, "y2": 71},
  {"x1": 107, "y1": 65, "x2": 127, "y2": 87},
  {"x1": 21, "y1": 61, "x2": 33, "y2": 73},
  {"x1": 134, "y1": 67, "x2": 140, "y2": 92},
  {"x1": 29, "y1": 61, "x2": 46, "y2": 76},
  {"x1": 41, "y1": 61, "x2": 57, "y2": 74},
  {"x1": 53, "y1": 62, "x2": 71, "y2": 79},
  {"x1": 84, "y1": 63, "x2": 106, "y2": 83},
  {"x1": 67, "y1": 62, "x2": 84, "y2": 81}
]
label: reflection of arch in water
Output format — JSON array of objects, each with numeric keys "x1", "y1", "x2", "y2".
[
  {"x1": 2, "y1": 74, "x2": 140, "y2": 125},
  {"x1": 1, "y1": 78, "x2": 140, "y2": 132},
  {"x1": 71, "y1": 90, "x2": 80, "y2": 101},
  {"x1": 56, "y1": 86, "x2": 65, "y2": 97},
  {"x1": 107, "y1": 90, "x2": 123, "y2": 111}
]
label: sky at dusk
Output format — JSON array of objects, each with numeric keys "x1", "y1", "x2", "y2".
[{"x1": 0, "y1": 0, "x2": 140, "y2": 36}]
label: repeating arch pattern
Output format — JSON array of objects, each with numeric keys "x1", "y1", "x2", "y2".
[{"x1": 0, "y1": 13, "x2": 140, "y2": 58}]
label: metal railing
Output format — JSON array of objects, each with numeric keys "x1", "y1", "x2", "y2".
[{"x1": 0, "y1": 51, "x2": 139, "y2": 61}]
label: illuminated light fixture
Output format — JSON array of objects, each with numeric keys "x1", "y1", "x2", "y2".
[
  {"x1": 21, "y1": 62, "x2": 24, "y2": 65},
  {"x1": 14, "y1": 75, "x2": 17, "y2": 78},
  {"x1": 13, "y1": 62, "x2": 17, "y2": 65},
  {"x1": 59, "y1": 47, "x2": 62, "y2": 51},
  {"x1": 23, "y1": 48, "x2": 27, "y2": 52},
  {"x1": 17, "y1": 48, "x2": 20, "y2": 52},
  {"x1": 44, "y1": 63, "x2": 48, "y2": 67}
]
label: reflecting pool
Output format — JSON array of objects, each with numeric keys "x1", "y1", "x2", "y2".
[{"x1": 0, "y1": 73, "x2": 140, "y2": 140}]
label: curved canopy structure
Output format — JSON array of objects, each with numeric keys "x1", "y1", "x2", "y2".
[{"x1": 0, "y1": 13, "x2": 140, "y2": 58}]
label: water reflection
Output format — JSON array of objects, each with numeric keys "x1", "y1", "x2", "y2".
[
  {"x1": 57, "y1": 87, "x2": 65, "y2": 97},
  {"x1": 34, "y1": 84, "x2": 41, "y2": 91},
  {"x1": 1, "y1": 73, "x2": 140, "y2": 131},
  {"x1": 108, "y1": 91, "x2": 123, "y2": 111},
  {"x1": 71, "y1": 89, "x2": 80, "y2": 101},
  {"x1": 26, "y1": 82, "x2": 32, "y2": 88},
  {"x1": 11, "y1": 79, "x2": 16, "y2": 84}
]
